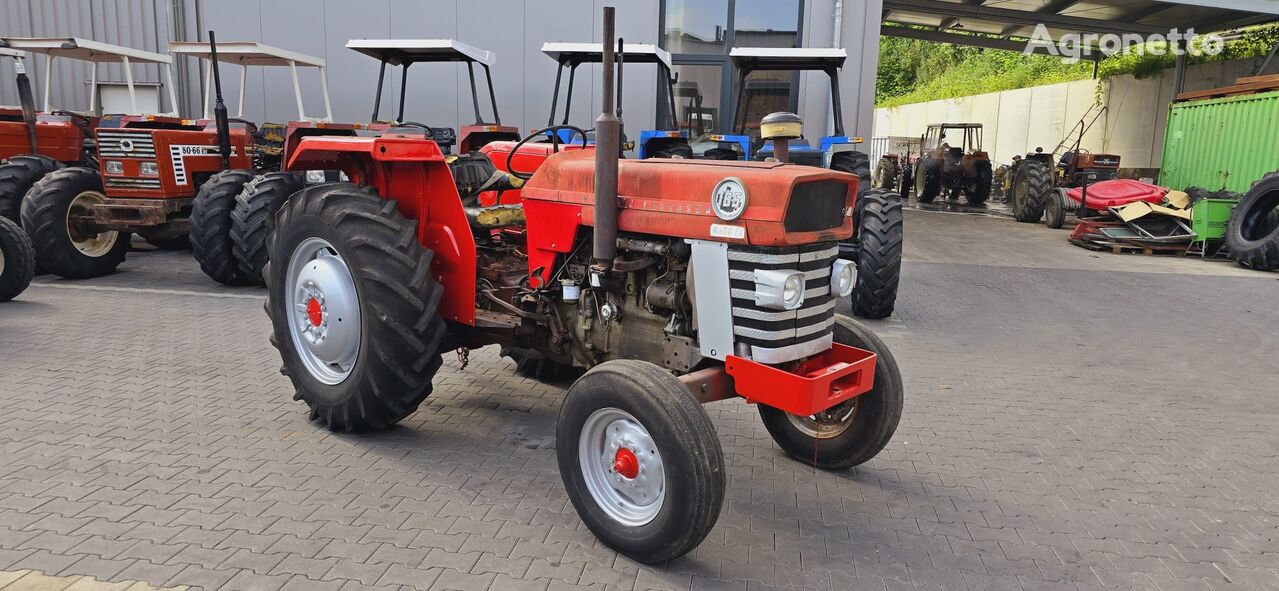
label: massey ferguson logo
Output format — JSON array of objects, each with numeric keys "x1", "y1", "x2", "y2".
[
  {"x1": 711, "y1": 177, "x2": 748, "y2": 221},
  {"x1": 1094, "y1": 156, "x2": 1120, "y2": 167}
]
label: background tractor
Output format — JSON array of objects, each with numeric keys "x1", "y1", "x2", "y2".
[
  {"x1": 913, "y1": 123, "x2": 992, "y2": 206},
  {"x1": 541, "y1": 42, "x2": 685, "y2": 159},
  {"x1": 1007, "y1": 146, "x2": 1121, "y2": 225},
  {"x1": 263, "y1": 7, "x2": 902, "y2": 564},
  {"x1": 1, "y1": 37, "x2": 177, "y2": 224}
]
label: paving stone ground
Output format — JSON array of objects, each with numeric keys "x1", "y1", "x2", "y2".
[{"x1": 1, "y1": 210, "x2": 1276, "y2": 591}]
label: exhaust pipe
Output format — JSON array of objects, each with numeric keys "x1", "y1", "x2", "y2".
[
  {"x1": 592, "y1": 6, "x2": 620, "y2": 271},
  {"x1": 208, "y1": 31, "x2": 232, "y2": 170},
  {"x1": 14, "y1": 56, "x2": 39, "y2": 154}
]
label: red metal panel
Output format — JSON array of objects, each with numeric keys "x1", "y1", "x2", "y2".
[{"x1": 725, "y1": 343, "x2": 877, "y2": 415}]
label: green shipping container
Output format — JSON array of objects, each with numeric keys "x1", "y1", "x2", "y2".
[{"x1": 1159, "y1": 89, "x2": 1279, "y2": 194}]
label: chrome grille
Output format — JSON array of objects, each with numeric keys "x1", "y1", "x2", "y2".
[
  {"x1": 97, "y1": 131, "x2": 157, "y2": 158},
  {"x1": 105, "y1": 177, "x2": 161, "y2": 190},
  {"x1": 726, "y1": 242, "x2": 837, "y2": 360}
]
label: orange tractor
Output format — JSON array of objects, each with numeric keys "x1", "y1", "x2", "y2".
[
  {"x1": 1, "y1": 37, "x2": 177, "y2": 224},
  {"x1": 912, "y1": 123, "x2": 992, "y2": 205},
  {"x1": 21, "y1": 36, "x2": 331, "y2": 280},
  {"x1": 262, "y1": 8, "x2": 903, "y2": 563}
]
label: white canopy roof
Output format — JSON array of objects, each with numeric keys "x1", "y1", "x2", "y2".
[
  {"x1": 0, "y1": 37, "x2": 171, "y2": 64},
  {"x1": 541, "y1": 42, "x2": 672, "y2": 69},
  {"x1": 345, "y1": 39, "x2": 495, "y2": 67},
  {"x1": 0, "y1": 47, "x2": 24, "y2": 59},
  {"x1": 168, "y1": 41, "x2": 325, "y2": 68},
  {"x1": 729, "y1": 47, "x2": 847, "y2": 68}
]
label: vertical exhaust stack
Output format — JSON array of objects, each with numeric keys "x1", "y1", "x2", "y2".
[
  {"x1": 13, "y1": 56, "x2": 39, "y2": 153},
  {"x1": 592, "y1": 6, "x2": 620, "y2": 272},
  {"x1": 208, "y1": 31, "x2": 232, "y2": 170}
]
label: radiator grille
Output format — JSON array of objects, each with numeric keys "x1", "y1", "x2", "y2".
[
  {"x1": 726, "y1": 242, "x2": 837, "y2": 351},
  {"x1": 105, "y1": 177, "x2": 162, "y2": 190},
  {"x1": 97, "y1": 131, "x2": 157, "y2": 159},
  {"x1": 784, "y1": 180, "x2": 848, "y2": 233}
]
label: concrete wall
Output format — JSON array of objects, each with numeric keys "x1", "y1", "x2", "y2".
[
  {"x1": 873, "y1": 58, "x2": 1259, "y2": 168},
  {"x1": 2, "y1": 0, "x2": 880, "y2": 150}
]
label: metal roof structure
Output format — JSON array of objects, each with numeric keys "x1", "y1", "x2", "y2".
[
  {"x1": 345, "y1": 39, "x2": 496, "y2": 67},
  {"x1": 0, "y1": 36, "x2": 175, "y2": 115},
  {"x1": 729, "y1": 47, "x2": 847, "y2": 70},
  {"x1": 541, "y1": 42, "x2": 673, "y2": 69},
  {"x1": 169, "y1": 41, "x2": 331, "y2": 122}
]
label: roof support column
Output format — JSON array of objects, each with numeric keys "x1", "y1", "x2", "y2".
[
  {"x1": 89, "y1": 62, "x2": 98, "y2": 113},
  {"x1": 289, "y1": 60, "x2": 306, "y2": 120},
  {"x1": 121, "y1": 56, "x2": 138, "y2": 114},
  {"x1": 43, "y1": 54, "x2": 54, "y2": 112},
  {"x1": 238, "y1": 64, "x2": 247, "y2": 118}
]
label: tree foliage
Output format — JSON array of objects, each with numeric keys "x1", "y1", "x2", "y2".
[{"x1": 877, "y1": 24, "x2": 1279, "y2": 108}]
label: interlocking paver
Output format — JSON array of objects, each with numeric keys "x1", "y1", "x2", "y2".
[{"x1": 1, "y1": 213, "x2": 1276, "y2": 590}]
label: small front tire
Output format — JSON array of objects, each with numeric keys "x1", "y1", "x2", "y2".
[
  {"x1": 557, "y1": 360, "x2": 725, "y2": 564},
  {"x1": 758, "y1": 314, "x2": 903, "y2": 470}
]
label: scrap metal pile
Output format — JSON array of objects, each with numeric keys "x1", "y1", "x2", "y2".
[{"x1": 1066, "y1": 180, "x2": 1241, "y2": 255}]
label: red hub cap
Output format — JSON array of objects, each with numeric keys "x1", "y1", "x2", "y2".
[
  {"x1": 306, "y1": 297, "x2": 323, "y2": 327},
  {"x1": 613, "y1": 448, "x2": 639, "y2": 479}
]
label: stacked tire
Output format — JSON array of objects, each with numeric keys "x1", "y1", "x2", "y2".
[{"x1": 1225, "y1": 171, "x2": 1279, "y2": 271}]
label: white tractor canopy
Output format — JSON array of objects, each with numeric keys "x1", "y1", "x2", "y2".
[
  {"x1": 0, "y1": 36, "x2": 176, "y2": 115},
  {"x1": 345, "y1": 39, "x2": 503, "y2": 125},
  {"x1": 728, "y1": 47, "x2": 847, "y2": 71},
  {"x1": 168, "y1": 41, "x2": 332, "y2": 122},
  {"x1": 541, "y1": 42, "x2": 673, "y2": 69}
]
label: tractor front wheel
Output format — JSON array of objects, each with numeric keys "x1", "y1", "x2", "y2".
[
  {"x1": 231, "y1": 171, "x2": 306, "y2": 283},
  {"x1": 557, "y1": 360, "x2": 725, "y2": 564},
  {"x1": 21, "y1": 167, "x2": 129, "y2": 279},
  {"x1": 191, "y1": 169, "x2": 257, "y2": 285},
  {"x1": 267, "y1": 182, "x2": 447, "y2": 431},
  {"x1": 758, "y1": 314, "x2": 903, "y2": 470},
  {"x1": 0, "y1": 154, "x2": 64, "y2": 222},
  {"x1": 0, "y1": 216, "x2": 36, "y2": 301}
]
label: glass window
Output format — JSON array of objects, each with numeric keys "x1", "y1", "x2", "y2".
[
  {"x1": 663, "y1": 0, "x2": 729, "y2": 54},
  {"x1": 733, "y1": 70, "x2": 795, "y2": 137},
  {"x1": 733, "y1": 0, "x2": 800, "y2": 48},
  {"x1": 671, "y1": 65, "x2": 724, "y2": 136}
]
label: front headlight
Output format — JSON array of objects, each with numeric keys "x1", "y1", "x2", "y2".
[
  {"x1": 104, "y1": 160, "x2": 124, "y2": 175},
  {"x1": 754, "y1": 268, "x2": 807, "y2": 311},
  {"x1": 305, "y1": 170, "x2": 326, "y2": 184},
  {"x1": 831, "y1": 259, "x2": 856, "y2": 297},
  {"x1": 139, "y1": 162, "x2": 159, "y2": 176}
]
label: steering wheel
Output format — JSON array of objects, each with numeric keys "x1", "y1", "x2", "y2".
[
  {"x1": 227, "y1": 118, "x2": 259, "y2": 134},
  {"x1": 506, "y1": 125, "x2": 589, "y2": 181},
  {"x1": 397, "y1": 121, "x2": 439, "y2": 139}
]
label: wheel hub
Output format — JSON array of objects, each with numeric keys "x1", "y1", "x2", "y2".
[
  {"x1": 287, "y1": 237, "x2": 361, "y2": 385},
  {"x1": 579, "y1": 408, "x2": 665, "y2": 526},
  {"x1": 787, "y1": 399, "x2": 858, "y2": 439},
  {"x1": 66, "y1": 191, "x2": 119, "y2": 257}
]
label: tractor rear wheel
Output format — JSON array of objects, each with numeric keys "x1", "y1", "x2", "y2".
[
  {"x1": 872, "y1": 156, "x2": 899, "y2": 191},
  {"x1": 1011, "y1": 159, "x2": 1052, "y2": 222},
  {"x1": 914, "y1": 157, "x2": 940, "y2": 203},
  {"x1": 0, "y1": 216, "x2": 36, "y2": 302},
  {"x1": 1225, "y1": 170, "x2": 1279, "y2": 271},
  {"x1": 21, "y1": 167, "x2": 130, "y2": 279},
  {"x1": 848, "y1": 189, "x2": 902, "y2": 319},
  {"x1": 267, "y1": 182, "x2": 447, "y2": 431},
  {"x1": 829, "y1": 151, "x2": 871, "y2": 198},
  {"x1": 969, "y1": 159, "x2": 992, "y2": 206},
  {"x1": 0, "y1": 155, "x2": 64, "y2": 223},
  {"x1": 191, "y1": 169, "x2": 256, "y2": 285},
  {"x1": 557, "y1": 359, "x2": 725, "y2": 564},
  {"x1": 759, "y1": 314, "x2": 903, "y2": 470},
  {"x1": 231, "y1": 171, "x2": 306, "y2": 284}
]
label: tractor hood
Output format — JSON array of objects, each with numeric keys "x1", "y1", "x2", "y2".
[{"x1": 519, "y1": 150, "x2": 857, "y2": 246}]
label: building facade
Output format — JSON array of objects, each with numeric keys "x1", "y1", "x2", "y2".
[{"x1": 2, "y1": 0, "x2": 881, "y2": 144}]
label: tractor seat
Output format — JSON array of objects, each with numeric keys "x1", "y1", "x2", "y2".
[{"x1": 464, "y1": 204, "x2": 525, "y2": 230}]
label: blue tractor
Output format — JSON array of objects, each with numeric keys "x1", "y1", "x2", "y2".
[{"x1": 541, "y1": 42, "x2": 686, "y2": 159}]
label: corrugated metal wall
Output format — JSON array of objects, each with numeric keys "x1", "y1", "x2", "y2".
[{"x1": 0, "y1": 0, "x2": 199, "y2": 114}]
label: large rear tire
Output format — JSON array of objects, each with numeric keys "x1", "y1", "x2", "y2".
[
  {"x1": 231, "y1": 171, "x2": 306, "y2": 284},
  {"x1": 758, "y1": 314, "x2": 903, "y2": 470},
  {"x1": 1011, "y1": 159, "x2": 1052, "y2": 222},
  {"x1": 0, "y1": 155, "x2": 64, "y2": 223},
  {"x1": 191, "y1": 169, "x2": 256, "y2": 285},
  {"x1": 829, "y1": 151, "x2": 871, "y2": 199},
  {"x1": 0, "y1": 216, "x2": 36, "y2": 302},
  {"x1": 267, "y1": 182, "x2": 447, "y2": 431},
  {"x1": 849, "y1": 189, "x2": 903, "y2": 319},
  {"x1": 914, "y1": 157, "x2": 940, "y2": 203},
  {"x1": 557, "y1": 360, "x2": 725, "y2": 564},
  {"x1": 1225, "y1": 170, "x2": 1279, "y2": 271},
  {"x1": 20, "y1": 167, "x2": 129, "y2": 279}
]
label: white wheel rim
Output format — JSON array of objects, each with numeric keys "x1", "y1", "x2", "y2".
[
  {"x1": 286, "y1": 237, "x2": 361, "y2": 385},
  {"x1": 786, "y1": 399, "x2": 858, "y2": 439},
  {"x1": 67, "y1": 191, "x2": 118, "y2": 257},
  {"x1": 0, "y1": 247, "x2": 6, "y2": 274},
  {"x1": 578, "y1": 408, "x2": 665, "y2": 526}
]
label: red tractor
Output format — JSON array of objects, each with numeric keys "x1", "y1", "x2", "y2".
[
  {"x1": 228, "y1": 38, "x2": 522, "y2": 284},
  {"x1": 262, "y1": 9, "x2": 903, "y2": 563},
  {"x1": 21, "y1": 36, "x2": 331, "y2": 281},
  {"x1": 1, "y1": 37, "x2": 177, "y2": 224},
  {"x1": 1008, "y1": 146, "x2": 1121, "y2": 226},
  {"x1": 912, "y1": 123, "x2": 992, "y2": 205}
]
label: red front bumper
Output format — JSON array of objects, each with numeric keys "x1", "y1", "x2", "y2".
[{"x1": 725, "y1": 343, "x2": 877, "y2": 415}]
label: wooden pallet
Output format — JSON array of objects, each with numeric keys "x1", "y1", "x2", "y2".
[{"x1": 1175, "y1": 74, "x2": 1279, "y2": 102}]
